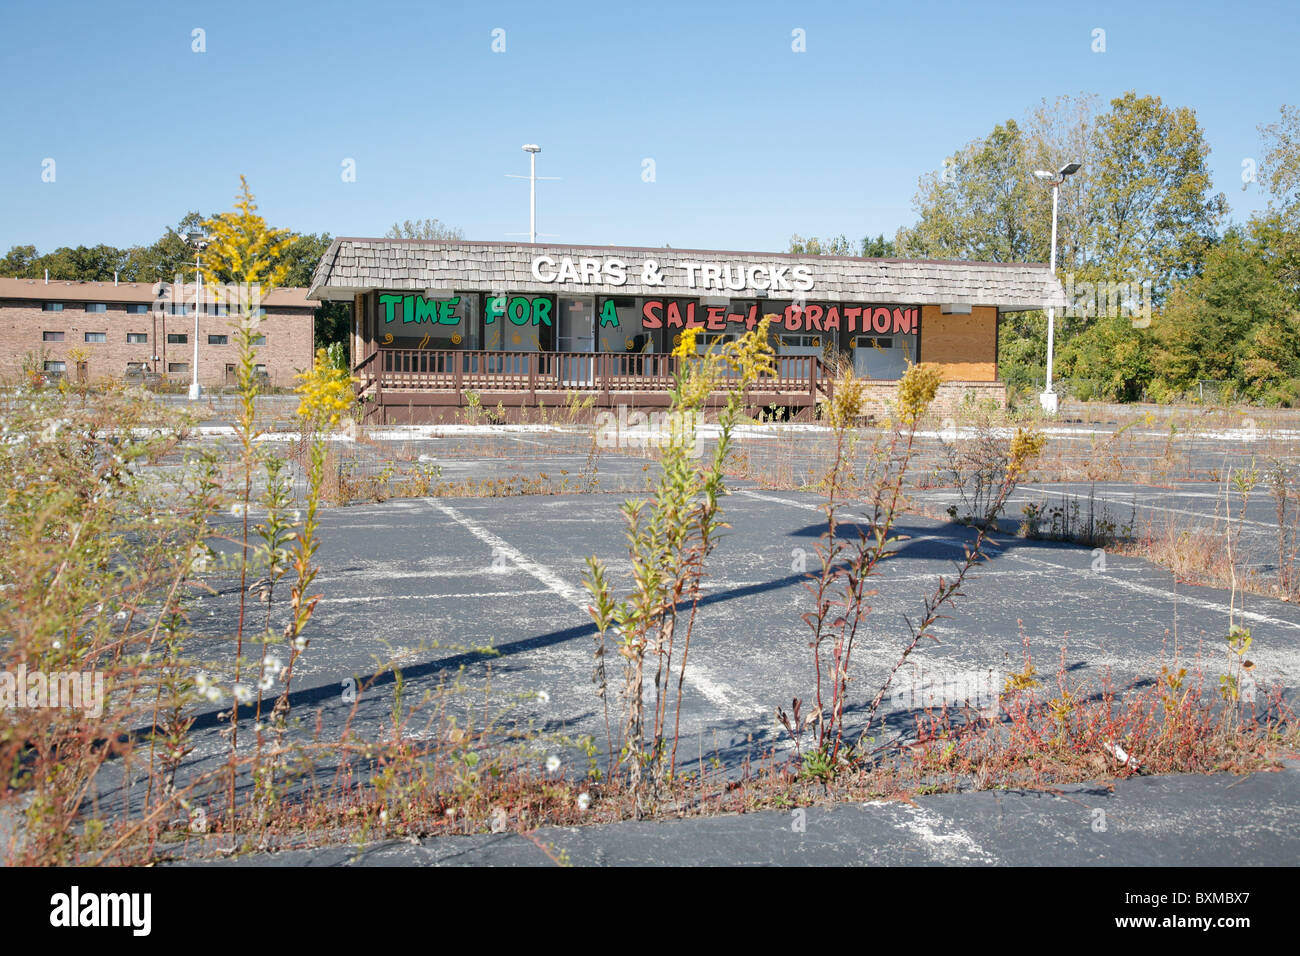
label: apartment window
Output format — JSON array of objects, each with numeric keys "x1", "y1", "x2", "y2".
[
  {"x1": 207, "y1": 334, "x2": 228, "y2": 345},
  {"x1": 250, "y1": 334, "x2": 266, "y2": 346},
  {"x1": 44, "y1": 361, "x2": 66, "y2": 374},
  {"x1": 126, "y1": 332, "x2": 148, "y2": 344},
  {"x1": 168, "y1": 303, "x2": 190, "y2": 315},
  {"x1": 43, "y1": 303, "x2": 63, "y2": 312},
  {"x1": 84, "y1": 332, "x2": 107, "y2": 343},
  {"x1": 166, "y1": 333, "x2": 188, "y2": 344},
  {"x1": 168, "y1": 362, "x2": 189, "y2": 374},
  {"x1": 125, "y1": 303, "x2": 149, "y2": 314},
  {"x1": 85, "y1": 303, "x2": 107, "y2": 313},
  {"x1": 42, "y1": 331, "x2": 65, "y2": 342}
]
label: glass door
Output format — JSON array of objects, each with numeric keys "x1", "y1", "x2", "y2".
[{"x1": 557, "y1": 296, "x2": 595, "y2": 386}]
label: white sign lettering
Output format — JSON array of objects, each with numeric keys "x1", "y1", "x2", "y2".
[
  {"x1": 532, "y1": 255, "x2": 628, "y2": 286},
  {"x1": 530, "y1": 255, "x2": 813, "y2": 292}
]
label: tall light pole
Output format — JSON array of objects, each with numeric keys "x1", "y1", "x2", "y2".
[
  {"x1": 505, "y1": 144, "x2": 559, "y2": 243},
  {"x1": 1033, "y1": 162, "x2": 1081, "y2": 414},
  {"x1": 523, "y1": 144, "x2": 539, "y2": 243},
  {"x1": 186, "y1": 229, "x2": 208, "y2": 401}
]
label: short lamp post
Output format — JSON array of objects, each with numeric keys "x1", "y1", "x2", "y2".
[
  {"x1": 186, "y1": 229, "x2": 208, "y2": 400},
  {"x1": 1033, "y1": 162, "x2": 1081, "y2": 414}
]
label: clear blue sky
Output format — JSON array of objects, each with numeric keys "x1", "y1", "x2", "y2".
[{"x1": 1, "y1": 0, "x2": 1295, "y2": 254}]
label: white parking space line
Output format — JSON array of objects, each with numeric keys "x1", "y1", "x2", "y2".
[
  {"x1": 424, "y1": 499, "x2": 591, "y2": 606},
  {"x1": 422, "y1": 498, "x2": 762, "y2": 718},
  {"x1": 1016, "y1": 485, "x2": 1279, "y2": 532},
  {"x1": 740, "y1": 487, "x2": 1300, "y2": 634},
  {"x1": 737, "y1": 489, "x2": 823, "y2": 512},
  {"x1": 1002, "y1": 549, "x2": 1300, "y2": 632},
  {"x1": 866, "y1": 800, "x2": 998, "y2": 864},
  {"x1": 315, "y1": 568, "x2": 511, "y2": 582},
  {"x1": 323, "y1": 589, "x2": 553, "y2": 604}
]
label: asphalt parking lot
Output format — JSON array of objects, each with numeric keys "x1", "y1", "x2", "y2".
[
  {"x1": 104, "y1": 416, "x2": 1300, "y2": 864},
  {"x1": 133, "y1": 474, "x2": 1299, "y2": 801}
]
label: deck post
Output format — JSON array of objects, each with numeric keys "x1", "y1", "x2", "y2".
[{"x1": 529, "y1": 353, "x2": 537, "y2": 406}]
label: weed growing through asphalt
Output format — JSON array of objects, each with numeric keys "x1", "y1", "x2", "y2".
[
  {"x1": 582, "y1": 319, "x2": 776, "y2": 814},
  {"x1": 780, "y1": 363, "x2": 1047, "y2": 775}
]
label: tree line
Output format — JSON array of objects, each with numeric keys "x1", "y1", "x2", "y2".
[{"x1": 791, "y1": 93, "x2": 1300, "y2": 406}]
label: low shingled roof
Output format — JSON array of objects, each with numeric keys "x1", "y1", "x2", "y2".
[{"x1": 307, "y1": 238, "x2": 1066, "y2": 312}]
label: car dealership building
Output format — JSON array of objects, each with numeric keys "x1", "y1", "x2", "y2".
[{"x1": 307, "y1": 239, "x2": 1066, "y2": 423}]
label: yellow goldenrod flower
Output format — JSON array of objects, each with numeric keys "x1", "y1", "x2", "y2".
[
  {"x1": 896, "y1": 362, "x2": 942, "y2": 426},
  {"x1": 1006, "y1": 426, "x2": 1047, "y2": 480},
  {"x1": 199, "y1": 176, "x2": 294, "y2": 293},
  {"x1": 672, "y1": 328, "x2": 700, "y2": 359},
  {"x1": 295, "y1": 348, "x2": 357, "y2": 431}
]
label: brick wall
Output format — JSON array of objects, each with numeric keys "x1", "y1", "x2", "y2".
[
  {"x1": 857, "y1": 380, "x2": 1007, "y2": 420},
  {"x1": 0, "y1": 299, "x2": 315, "y2": 388}
]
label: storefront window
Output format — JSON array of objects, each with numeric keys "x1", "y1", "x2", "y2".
[
  {"x1": 596, "y1": 296, "x2": 660, "y2": 354},
  {"x1": 483, "y1": 294, "x2": 553, "y2": 352},
  {"x1": 377, "y1": 291, "x2": 479, "y2": 350},
  {"x1": 852, "y1": 332, "x2": 916, "y2": 380}
]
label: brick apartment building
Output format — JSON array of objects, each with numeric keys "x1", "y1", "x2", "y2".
[{"x1": 0, "y1": 277, "x2": 315, "y2": 388}]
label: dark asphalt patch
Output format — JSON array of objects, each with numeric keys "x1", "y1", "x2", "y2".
[{"x1": 185, "y1": 757, "x2": 1300, "y2": 867}]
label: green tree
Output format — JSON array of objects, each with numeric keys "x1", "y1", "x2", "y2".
[
  {"x1": 1258, "y1": 104, "x2": 1300, "y2": 212},
  {"x1": 895, "y1": 119, "x2": 1049, "y2": 263},
  {"x1": 277, "y1": 233, "x2": 332, "y2": 288},
  {"x1": 0, "y1": 245, "x2": 41, "y2": 277},
  {"x1": 1056, "y1": 314, "x2": 1154, "y2": 402},
  {"x1": 385, "y1": 218, "x2": 463, "y2": 240},
  {"x1": 120, "y1": 212, "x2": 209, "y2": 285},
  {"x1": 898, "y1": 92, "x2": 1230, "y2": 400},
  {"x1": 788, "y1": 234, "x2": 856, "y2": 256},
  {"x1": 997, "y1": 310, "x2": 1047, "y2": 396},
  {"x1": 276, "y1": 232, "x2": 352, "y2": 351},
  {"x1": 1154, "y1": 228, "x2": 1300, "y2": 403},
  {"x1": 1088, "y1": 92, "x2": 1227, "y2": 300},
  {"x1": 1253, "y1": 105, "x2": 1300, "y2": 294},
  {"x1": 860, "y1": 234, "x2": 896, "y2": 257}
]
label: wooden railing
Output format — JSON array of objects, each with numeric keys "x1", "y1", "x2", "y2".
[
  {"x1": 353, "y1": 350, "x2": 379, "y2": 403},
  {"x1": 364, "y1": 349, "x2": 831, "y2": 402}
]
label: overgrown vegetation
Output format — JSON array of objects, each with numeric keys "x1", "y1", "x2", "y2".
[
  {"x1": 2, "y1": 261, "x2": 1296, "y2": 862},
  {"x1": 582, "y1": 320, "x2": 776, "y2": 814}
]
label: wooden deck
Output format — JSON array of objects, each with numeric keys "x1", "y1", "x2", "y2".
[{"x1": 355, "y1": 349, "x2": 834, "y2": 423}]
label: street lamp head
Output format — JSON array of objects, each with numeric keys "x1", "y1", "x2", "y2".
[
  {"x1": 1033, "y1": 170, "x2": 1054, "y2": 181},
  {"x1": 186, "y1": 229, "x2": 208, "y2": 248},
  {"x1": 1059, "y1": 162, "x2": 1081, "y2": 177},
  {"x1": 522, "y1": 144, "x2": 540, "y2": 153}
]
